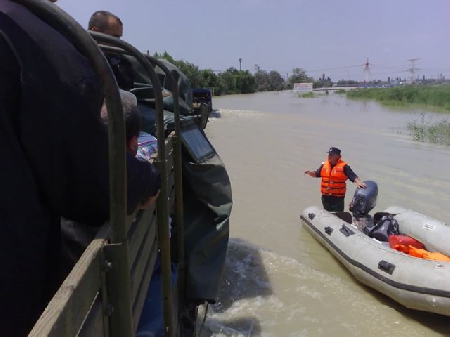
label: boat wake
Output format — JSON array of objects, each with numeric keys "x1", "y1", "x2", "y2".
[
  {"x1": 211, "y1": 109, "x2": 267, "y2": 119},
  {"x1": 196, "y1": 238, "x2": 445, "y2": 336}
]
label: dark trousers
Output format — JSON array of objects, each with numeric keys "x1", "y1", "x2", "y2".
[{"x1": 321, "y1": 195, "x2": 345, "y2": 212}]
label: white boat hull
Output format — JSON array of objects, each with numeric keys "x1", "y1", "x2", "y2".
[{"x1": 300, "y1": 206, "x2": 450, "y2": 316}]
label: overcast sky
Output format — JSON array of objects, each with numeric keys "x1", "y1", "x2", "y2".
[{"x1": 58, "y1": 0, "x2": 449, "y2": 81}]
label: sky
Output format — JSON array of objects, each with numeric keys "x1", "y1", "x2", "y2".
[{"x1": 58, "y1": 0, "x2": 449, "y2": 82}]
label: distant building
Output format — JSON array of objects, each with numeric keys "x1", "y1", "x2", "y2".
[{"x1": 293, "y1": 83, "x2": 313, "y2": 92}]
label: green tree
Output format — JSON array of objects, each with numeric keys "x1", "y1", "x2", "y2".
[
  {"x1": 268, "y1": 70, "x2": 284, "y2": 91},
  {"x1": 254, "y1": 70, "x2": 270, "y2": 91},
  {"x1": 153, "y1": 51, "x2": 257, "y2": 95},
  {"x1": 255, "y1": 70, "x2": 285, "y2": 91},
  {"x1": 174, "y1": 60, "x2": 201, "y2": 87},
  {"x1": 199, "y1": 69, "x2": 224, "y2": 95},
  {"x1": 219, "y1": 68, "x2": 255, "y2": 94},
  {"x1": 238, "y1": 70, "x2": 256, "y2": 94},
  {"x1": 220, "y1": 67, "x2": 239, "y2": 94},
  {"x1": 313, "y1": 76, "x2": 333, "y2": 89},
  {"x1": 154, "y1": 51, "x2": 201, "y2": 87},
  {"x1": 289, "y1": 68, "x2": 312, "y2": 84}
]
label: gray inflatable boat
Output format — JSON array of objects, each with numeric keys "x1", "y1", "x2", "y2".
[{"x1": 300, "y1": 182, "x2": 450, "y2": 316}]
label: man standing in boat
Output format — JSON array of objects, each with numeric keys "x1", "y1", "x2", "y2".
[{"x1": 304, "y1": 147, "x2": 366, "y2": 212}]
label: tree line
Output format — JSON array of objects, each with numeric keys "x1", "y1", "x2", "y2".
[{"x1": 154, "y1": 52, "x2": 334, "y2": 95}]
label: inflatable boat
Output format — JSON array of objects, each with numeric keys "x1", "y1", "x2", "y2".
[{"x1": 300, "y1": 182, "x2": 450, "y2": 316}]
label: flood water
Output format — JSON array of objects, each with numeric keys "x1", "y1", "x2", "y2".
[{"x1": 200, "y1": 91, "x2": 450, "y2": 336}]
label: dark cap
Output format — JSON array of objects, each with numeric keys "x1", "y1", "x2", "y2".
[{"x1": 327, "y1": 147, "x2": 341, "y2": 155}]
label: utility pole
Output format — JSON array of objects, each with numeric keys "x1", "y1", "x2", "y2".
[
  {"x1": 407, "y1": 58, "x2": 420, "y2": 84},
  {"x1": 239, "y1": 58, "x2": 242, "y2": 71},
  {"x1": 363, "y1": 57, "x2": 370, "y2": 87}
]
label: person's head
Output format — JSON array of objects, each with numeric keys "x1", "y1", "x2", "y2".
[
  {"x1": 88, "y1": 11, "x2": 123, "y2": 38},
  {"x1": 101, "y1": 90, "x2": 141, "y2": 156},
  {"x1": 327, "y1": 147, "x2": 341, "y2": 164}
]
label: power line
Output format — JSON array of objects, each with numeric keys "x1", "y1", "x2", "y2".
[
  {"x1": 370, "y1": 63, "x2": 407, "y2": 69},
  {"x1": 305, "y1": 64, "x2": 364, "y2": 72}
]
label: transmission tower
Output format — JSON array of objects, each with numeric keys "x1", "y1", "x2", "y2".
[
  {"x1": 363, "y1": 58, "x2": 370, "y2": 85},
  {"x1": 407, "y1": 58, "x2": 420, "y2": 84}
]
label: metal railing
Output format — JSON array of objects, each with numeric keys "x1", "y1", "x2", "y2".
[{"x1": 13, "y1": 1, "x2": 182, "y2": 336}]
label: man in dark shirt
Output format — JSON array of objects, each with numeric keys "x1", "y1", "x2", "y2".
[
  {"x1": 88, "y1": 10, "x2": 136, "y2": 91},
  {"x1": 305, "y1": 147, "x2": 366, "y2": 212},
  {"x1": 0, "y1": 1, "x2": 159, "y2": 335}
]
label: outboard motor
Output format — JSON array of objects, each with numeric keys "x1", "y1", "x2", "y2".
[{"x1": 349, "y1": 180, "x2": 378, "y2": 217}]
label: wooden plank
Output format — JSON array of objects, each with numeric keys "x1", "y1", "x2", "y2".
[
  {"x1": 103, "y1": 242, "x2": 134, "y2": 337},
  {"x1": 29, "y1": 237, "x2": 107, "y2": 337},
  {"x1": 79, "y1": 296, "x2": 106, "y2": 337},
  {"x1": 168, "y1": 185, "x2": 175, "y2": 212},
  {"x1": 131, "y1": 242, "x2": 159, "y2": 332},
  {"x1": 165, "y1": 134, "x2": 173, "y2": 152},
  {"x1": 128, "y1": 206, "x2": 155, "y2": 249},
  {"x1": 166, "y1": 147, "x2": 174, "y2": 175},
  {"x1": 167, "y1": 171, "x2": 174, "y2": 195},
  {"x1": 165, "y1": 135, "x2": 174, "y2": 170},
  {"x1": 166, "y1": 170, "x2": 175, "y2": 214},
  {"x1": 128, "y1": 210, "x2": 157, "y2": 270},
  {"x1": 130, "y1": 230, "x2": 159, "y2": 310},
  {"x1": 125, "y1": 208, "x2": 140, "y2": 233}
]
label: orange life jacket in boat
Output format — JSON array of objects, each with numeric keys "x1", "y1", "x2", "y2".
[
  {"x1": 388, "y1": 235, "x2": 424, "y2": 249},
  {"x1": 393, "y1": 244, "x2": 450, "y2": 262},
  {"x1": 320, "y1": 159, "x2": 348, "y2": 197}
]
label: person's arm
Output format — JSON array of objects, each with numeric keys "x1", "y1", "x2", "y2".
[
  {"x1": 304, "y1": 164, "x2": 323, "y2": 178},
  {"x1": 344, "y1": 165, "x2": 366, "y2": 188},
  {"x1": 304, "y1": 170, "x2": 316, "y2": 177},
  {"x1": 140, "y1": 189, "x2": 160, "y2": 209},
  {"x1": 126, "y1": 155, "x2": 161, "y2": 211}
]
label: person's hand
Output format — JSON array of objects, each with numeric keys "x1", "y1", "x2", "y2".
[
  {"x1": 304, "y1": 170, "x2": 316, "y2": 177},
  {"x1": 140, "y1": 189, "x2": 161, "y2": 209},
  {"x1": 356, "y1": 181, "x2": 367, "y2": 188}
]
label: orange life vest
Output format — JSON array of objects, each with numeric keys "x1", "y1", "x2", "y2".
[
  {"x1": 320, "y1": 158, "x2": 348, "y2": 197},
  {"x1": 393, "y1": 244, "x2": 450, "y2": 262}
]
